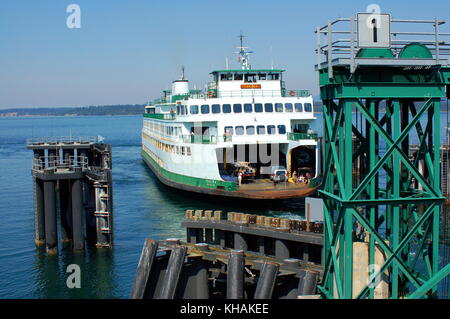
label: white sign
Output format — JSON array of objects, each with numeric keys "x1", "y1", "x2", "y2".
[{"x1": 357, "y1": 13, "x2": 390, "y2": 48}]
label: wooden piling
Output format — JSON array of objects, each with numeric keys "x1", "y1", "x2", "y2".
[
  {"x1": 158, "y1": 245, "x2": 187, "y2": 299},
  {"x1": 226, "y1": 249, "x2": 244, "y2": 299},
  {"x1": 130, "y1": 239, "x2": 159, "y2": 299},
  {"x1": 254, "y1": 262, "x2": 279, "y2": 299},
  {"x1": 297, "y1": 270, "x2": 319, "y2": 296}
]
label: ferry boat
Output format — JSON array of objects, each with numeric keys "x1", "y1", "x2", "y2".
[{"x1": 141, "y1": 38, "x2": 320, "y2": 199}]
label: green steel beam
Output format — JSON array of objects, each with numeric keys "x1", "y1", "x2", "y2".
[
  {"x1": 408, "y1": 263, "x2": 450, "y2": 299},
  {"x1": 318, "y1": 56, "x2": 446, "y2": 299}
]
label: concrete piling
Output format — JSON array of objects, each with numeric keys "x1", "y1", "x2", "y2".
[
  {"x1": 71, "y1": 179, "x2": 84, "y2": 251},
  {"x1": 59, "y1": 180, "x2": 72, "y2": 243},
  {"x1": 275, "y1": 239, "x2": 290, "y2": 260},
  {"x1": 254, "y1": 262, "x2": 279, "y2": 299},
  {"x1": 227, "y1": 249, "x2": 244, "y2": 299},
  {"x1": 234, "y1": 232, "x2": 248, "y2": 251},
  {"x1": 130, "y1": 239, "x2": 159, "y2": 299},
  {"x1": 158, "y1": 245, "x2": 187, "y2": 299},
  {"x1": 43, "y1": 180, "x2": 57, "y2": 255},
  {"x1": 34, "y1": 178, "x2": 45, "y2": 247},
  {"x1": 187, "y1": 228, "x2": 201, "y2": 244},
  {"x1": 215, "y1": 229, "x2": 226, "y2": 247}
]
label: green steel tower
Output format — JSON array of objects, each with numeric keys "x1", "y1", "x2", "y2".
[{"x1": 315, "y1": 14, "x2": 450, "y2": 299}]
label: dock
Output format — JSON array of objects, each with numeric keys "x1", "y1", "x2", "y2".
[
  {"x1": 130, "y1": 210, "x2": 323, "y2": 299},
  {"x1": 27, "y1": 136, "x2": 113, "y2": 254}
]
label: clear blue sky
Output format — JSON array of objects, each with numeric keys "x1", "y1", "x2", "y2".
[{"x1": 1, "y1": 0, "x2": 449, "y2": 108}]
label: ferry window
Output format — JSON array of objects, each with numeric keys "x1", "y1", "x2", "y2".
[
  {"x1": 277, "y1": 125, "x2": 286, "y2": 134},
  {"x1": 222, "y1": 104, "x2": 231, "y2": 113},
  {"x1": 244, "y1": 103, "x2": 252, "y2": 113},
  {"x1": 235, "y1": 126, "x2": 244, "y2": 135},
  {"x1": 268, "y1": 125, "x2": 276, "y2": 135},
  {"x1": 212, "y1": 104, "x2": 221, "y2": 114},
  {"x1": 187, "y1": 147, "x2": 191, "y2": 156},
  {"x1": 190, "y1": 105, "x2": 199, "y2": 114},
  {"x1": 244, "y1": 73, "x2": 257, "y2": 83},
  {"x1": 254, "y1": 103, "x2": 263, "y2": 113},
  {"x1": 246, "y1": 126, "x2": 255, "y2": 135},
  {"x1": 268, "y1": 73, "x2": 280, "y2": 80},
  {"x1": 176, "y1": 105, "x2": 180, "y2": 115},
  {"x1": 275, "y1": 103, "x2": 283, "y2": 112},
  {"x1": 257, "y1": 125, "x2": 266, "y2": 135},
  {"x1": 285, "y1": 103, "x2": 293, "y2": 112},
  {"x1": 201, "y1": 104, "x2": 210, "y2": 114},
  {"x1": 234, "y1": 73, "x2": 243, "y2": 81},
  {"x1": 264, "y1": 103, "x2": 273, "y2": 112},
  {"x1": 181, "y1": 147, "x2": 186, "y2": 156},
  {"x1": 233, "y1": 104, "x2": 242, "y2": 113},
  {"x1": 224, "y1": 126, "x2": 234, "y2": 135},
  {"x1": 258, "y1": 73, "x2": 267, "y2": 81},
  {"x1": 220, "y1": 73, "x2": 233, "y2": 81},
  {"x1": 304, "y1": 103, "x2": 312, "y2": 112},
  {"x1": 295, "y1": 103, "x2": 303, "y2": 112}
]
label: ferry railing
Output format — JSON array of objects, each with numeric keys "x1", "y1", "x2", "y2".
[
  {"x1": 182, "y1": 89, "x2": 312, "y2": 99},
  {"x1": 287, "y1": 132, "x2": 319, "y2": 141},
  {"x1": 218, "y1": 90, "x2": 283, "y2": 98},
  {"x1": 181, "y1": 135, "x2": 232, "y2": 144},
  {"x1": 32, "y1": 155, "x2": 89, "y2": 172},
  {"x1": 315, "y1": 16, "x2": 450, "y2": 76},
  {"x1": 27, "y1": 136, "x2": 98, "y2": 145},
  {"x1": 143, "y1": 113, "x2": 176, "y2": 120},
  {"x1": 282, "y1": 90, "x2": 312, "y2": 98}
]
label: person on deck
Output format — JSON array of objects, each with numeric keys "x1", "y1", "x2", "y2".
[{"x1": 292, "y1": 171, "x2": 298, "y2": 183}]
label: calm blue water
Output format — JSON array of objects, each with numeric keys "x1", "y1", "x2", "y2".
[
  {"x1": 0, "y1": 115, "x2": 309, "y2": 299},
  {"x1": 0, "y1": 114, "x2": 448, "y2": 298}
]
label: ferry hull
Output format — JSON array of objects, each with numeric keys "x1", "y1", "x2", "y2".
[{"x1": 142, "y1": 151, "x2": 318, "y2": 200}]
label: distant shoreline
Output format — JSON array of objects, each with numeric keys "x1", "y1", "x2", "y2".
[
  {"x1": 0, "y1": 114, "x2": 141, "y2": 118},
  {"x1": 0, "y1": 100, "x2": 448, "y2": 118}
]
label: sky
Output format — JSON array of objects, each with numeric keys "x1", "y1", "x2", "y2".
[{"x1": 1, "y1": 0, "x2": 449, "y2": 108}]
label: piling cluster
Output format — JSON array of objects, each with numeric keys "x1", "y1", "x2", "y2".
[
  {"x1": 130, "y1": 238, "x2": 321, "y2": 299},
  {"x1": 27, "y1": 137, "x2": 113, "y2": 255}
]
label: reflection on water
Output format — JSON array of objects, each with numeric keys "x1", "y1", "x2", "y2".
[{"x1": 32, "y1": 246, "x2": 117, "y2": 298}]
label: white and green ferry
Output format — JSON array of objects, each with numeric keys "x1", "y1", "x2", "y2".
[{"x1": 141, "y1": 39, "x2": 320, "y2": 199}]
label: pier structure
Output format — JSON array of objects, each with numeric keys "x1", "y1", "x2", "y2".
[
  {"x1": 27, "y1": 137, "x2": 113, "y2": 254},
  {"x1": 315, "y1": 14, "x2": 450, "y2": 298},
  {"x1": 130, "y1": 210, "x2": 323, "y2": 299}
]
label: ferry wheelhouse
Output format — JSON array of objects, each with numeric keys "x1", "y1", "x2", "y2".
[{"x1": 142, "y1": 41, "x2": 320, "y2": 199}]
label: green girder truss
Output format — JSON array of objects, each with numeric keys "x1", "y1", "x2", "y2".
[{"x1": 318, "y1": 61, "x2": 450, "y2": 299}]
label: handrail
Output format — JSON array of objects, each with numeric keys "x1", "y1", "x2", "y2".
[
  {"x1": 27, "y1": 136, "x2": 98, "y2": 145},
  {"x1": 32, "y1": 155, "x2": 89, "y2": 171},
  {"x1": 287, "y1": 132, "x2": 319, "y2": 141},
  {"x1": 181, "y1": 135, "x2": 232, "y2": 144},
  {"x1": 143, "y1": 113, "x2": 176, "y2": 120},
  {"x1": 316, "y1": 15, "x2": 450, "y2": 76}
]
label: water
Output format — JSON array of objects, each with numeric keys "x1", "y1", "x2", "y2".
[
  {"x1": 0, "y1": 115, "x2": 308, "y2": 298},
  {"x1": 0, "y1": 113, "x2": 448, "y2": 298}
]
